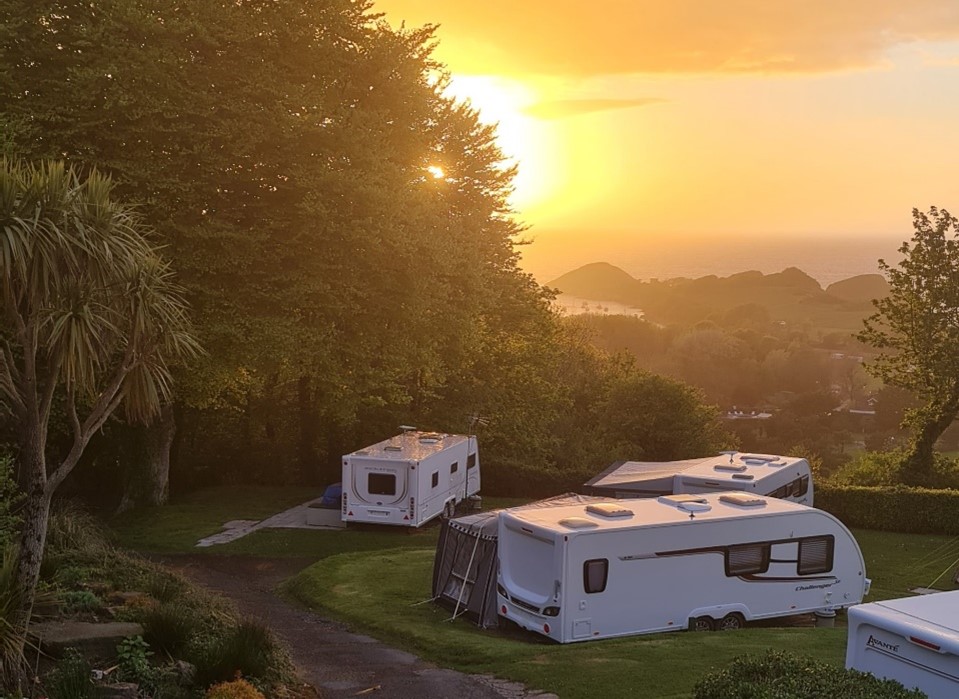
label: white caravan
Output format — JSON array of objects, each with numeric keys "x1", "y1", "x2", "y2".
[
  {"x1": 496, "y1": 492, "x2": 868, "y2": 643},
  {"x1": 585, "y1": 452, "x2": 813, "y2": 506},
  {"x1": 342, "y1": 430, "x2": 480, "y2": 527},
  {"x1": 846, "y1": 591, "x2": 959, "y2": 698}
]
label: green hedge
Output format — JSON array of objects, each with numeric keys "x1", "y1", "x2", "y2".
[
  {"x1": 694, "y1": 650, "x2": 926, "y2": 699},
  {"x1": 817, "y1": 484, "x2": 959, "y2": 535}
]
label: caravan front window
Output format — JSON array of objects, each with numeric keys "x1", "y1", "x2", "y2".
[
  {"x1": 583, "y1": 559, "x2": 608, "y2": 594},
  {"x1": 368, "y1": 473, "x2": 396, "y2": 496},
  {"x1": 798, "y1": 536, "x2": 834, "y2": 575}
]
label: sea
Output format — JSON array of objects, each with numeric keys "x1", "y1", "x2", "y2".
[{"x1": 521, "y1": 234, "x2": 905, "y2": 289}]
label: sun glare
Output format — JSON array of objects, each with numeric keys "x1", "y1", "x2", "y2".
[
  {"x1": 427, "y1": 165, "x2": 445, "y2": 179},
  {"x1": 444, "y1": 75, "x2": 560, "y2": 221}
]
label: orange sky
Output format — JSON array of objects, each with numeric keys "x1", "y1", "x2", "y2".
[{"x1": 375, "y1": 1, "x2": 959, "y2": 280}]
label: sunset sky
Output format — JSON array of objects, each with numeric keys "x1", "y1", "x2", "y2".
[{"x1": 376, "y1": 1, "x2": 959, "y2": 281}]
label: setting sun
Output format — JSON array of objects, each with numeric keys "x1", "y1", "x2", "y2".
[{"x1": 443, "y1": 75, "x2": 563, "y2": 222}]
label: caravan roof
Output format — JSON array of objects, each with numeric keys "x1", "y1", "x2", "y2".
[
  {"x1": 504, "y1": 492, "x2": 811, "y2": 533},
  {"x1": 586, "y1": 452, "x2": 807, "y2": 494},
  {"x1": 347, "y1": 431, "x2": 469, "y2": 461}
]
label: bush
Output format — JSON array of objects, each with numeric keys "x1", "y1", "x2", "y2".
[
  {"x1": 817, "y1": 484, "x2": 959, "y2": 535},
  {"x1": 63, "y1": 590, "x2": 103, "y2": 615},
  {"x1": 205, "y1": 678, "x2": 265, "y2": 699},
  {"x1": 142, "y1": 601, "x2": 196, "y2": 655},
  {"x1": 694, "y1": 650, "x2": 926, "y2": 698},
  {"x1": 45, "y1": 648, "x2": 96, "y2": 699},
  {"x1": 192, "y1": 620, "x2": 282, "y2": 687},
  {"x1": 829, "y1": 450, "x2": 959, "y2": 489}
]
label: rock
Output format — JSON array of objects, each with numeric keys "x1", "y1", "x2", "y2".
[
  {"x1": 97, "y1": 682, "x2": 140, "y2": 699},
  {"x1": 29, "y1": 621, "x2": 144, "y2": 660},
  {"x1": 174, "y1": 659, "x2": 196, "y2": 684}
]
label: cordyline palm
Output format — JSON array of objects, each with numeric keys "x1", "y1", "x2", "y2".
[{"x1": 0, "y1": 159, "x2": 199, "y2": 685}]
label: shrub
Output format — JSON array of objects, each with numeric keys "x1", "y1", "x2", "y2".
[
  {"x1": 694, "y1": 650, "x2": 926, "y2": 699},
  {"x1": 829, "y1": 450, "x2": 959, "y2": 489},
  {"x1": 0, "y1": 545, "x2": 27, "y2": 688},
  {"x1": 192, "y1": 620, "x2": 281, "y2": 687},
  {"x1": 45, "y1": 648, "x2": 96, "y2": 699},
  {"x1": 142, "y1": 601, "x2": 196, "y2": 655},
  {"x1": 116, "y1": 635, "x2": 158, "y2": 688},
  {"x1": 817, "y1": 484, "x2": 959, "y2": 535},
  {"x1": 63, "y1": 590, "x2": 103, "y2": 615},
  {"x1": 146, "y1": 572, "x2": 187, "y2": 604},
  {"x1": 205, "y1": 678, "x2": 265, "y2": 699}
]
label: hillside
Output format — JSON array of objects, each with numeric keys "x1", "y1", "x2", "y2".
[{"x1": 547, "y1": 263, "x2": 889, "y2": 333}]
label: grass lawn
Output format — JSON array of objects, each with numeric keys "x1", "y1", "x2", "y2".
[
  {"x1": 109, "y1": 485, "x2": 319, "y2": 552},
  {"x1": 282, "y1": 528, "x2": 959, "y2": 698},
  {"x1": 109, "y1": 486, "x2": 959, "y2": 697}
]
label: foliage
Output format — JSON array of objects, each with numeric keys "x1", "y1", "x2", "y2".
[
  {"x1": 817, "y1": 483, "x2": 959, "y2": 535},
  {"x1": 204, "y1": 678, "x2": 265, "y2": 699},
  {"x1": 116, "y1": 635, "x2": 156, "y2": 683},
  {"x1": 859, "y1": 207, "x2": 959, "y2": 485},
  {"x1": 693, "y1": 650, "x2": 925, "y2": 698},
  {"x1": 142, "y1": 601, "x2": 195, "y2": 656},
  {"x1": 192, "y1": 620, "x2": 283, "y2": 688},
  {"x1": 0, "y1": 157, "x2": 199, "y2": 681},
  {"x1": 44, "y1": 648, "x2": 96, "y2": 699},
  {"x1": 0, "y1": 546, "x2": 27, "y2": 685},
  {"x1": 63, "y1": 590, "x2": 102, "y2": 615}
]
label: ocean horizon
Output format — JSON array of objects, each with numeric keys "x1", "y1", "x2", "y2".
[{"x1": 522, "y1": 234, "x2": 905, "y2": 288}]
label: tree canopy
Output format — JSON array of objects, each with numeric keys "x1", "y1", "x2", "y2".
[{"x1": 858, "y1": 206, "x2": 959, "y2": 484}]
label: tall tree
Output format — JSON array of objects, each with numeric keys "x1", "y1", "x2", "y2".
[
  {"x1": 0, "y1": 159, "x2": 197, "y2": 681},
  {"x1": 858, "y1": 207, "x2": 959, "y2": 485},
  {"x1": 0, "y1": 0, "x2": 546, "y2": 492}
]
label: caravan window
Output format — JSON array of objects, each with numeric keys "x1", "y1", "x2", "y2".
[
  {"x1": 770, "y1": 485, "x2": 788, "y2": 499},
  {"x1": 583, "y1": 559, "x2": 608, "y2": 594},
  {"x1": 451, "y1": 461, "x2": 459, "y2": 474},
  {"x1": 431, "y1": 471, "x2": 439, "y2": 488},
  {"x1": 790, "y1": 476, "x2": 809, "y2": 498},
  {"x1": 467, "y1": 453, "x2": 477, "y2": 469},
  {"x1": 798, "y1": 536, "x2": 834, "y2": 575},
  {"x1": 368, "y1": 473, "x2": 396, "y2": 496},
  {"x1": 725, "y1": 543, "x2": 770, "y2": 576}
]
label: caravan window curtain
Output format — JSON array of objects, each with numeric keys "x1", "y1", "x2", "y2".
[
  {"x1": 798, "y1": 536, "x2": 834, "y2": 575},
  {"x1": 725, "y1": 543, "x2": 770, "y2": 576}
]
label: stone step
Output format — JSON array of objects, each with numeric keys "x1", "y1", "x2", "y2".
[{"x1": 29, "y1": 620, "x2": 144, "y2": 660}]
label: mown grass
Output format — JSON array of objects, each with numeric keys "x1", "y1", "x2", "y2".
[
  {"x1": 284, "y1": 548, "x2": 848, "y2": 699},
  {"x1": 281, "y1": 528, "x2": 959, "y2": 698},
  {"x1": 110, "y1": 487, "x2": 527, "y2": 556},
  {"x1": 108, "y1": 486, "x2": 959, "y2": 697},
  {"x1": 110, "y1": 486, "x2": 318, "y2": 552}
]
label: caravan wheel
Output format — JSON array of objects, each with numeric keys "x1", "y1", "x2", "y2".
[
  {"x1": 443, "y1": 500, "x2": 456, "y2": 519},
  {"x1": 719, "y1": 613, "x2": 744, "y2": 631},
  {"x1": 691, "y1": 616, "x2": 715, "y2": 632}
]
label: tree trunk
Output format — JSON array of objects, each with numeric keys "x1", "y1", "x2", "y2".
[
  {"x1": 116, "y1": 404, "x2": 176, "y2": 513},
  {"x1": 904, "y1": 400, "x2": 959, "y2": 486},
  {"x1": 297, "y1": 376, "x2": 318, "y2": 485},
  {"x1": 8, "y1": 462, "x2": 52, "y2": 688}
]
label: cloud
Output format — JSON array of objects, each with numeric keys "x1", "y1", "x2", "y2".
[
  {"x1": 524, "y1": 98, "x2": 665, "y2": 119},
  {"x1": 375, "y1": 0, "x2": 959, "y2": 76}
]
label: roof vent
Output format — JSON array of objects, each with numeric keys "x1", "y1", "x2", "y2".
[
  {"x1": 418, "y1": 432, "x2": 443, "y2": 443},
  {"x1": 586, "y1": 503, "x2": 634, "y2": 518},
  {"x1": 738, "y1": 453, "x2": 778, "y2": 463},
  {"x1": 678, "y1": 501, "x2": 712, "y2": 513},
  {"x1": 559, "y1": 517, "x2": 600, "y2": 529},
  {"x1": 731, "y1": 473, "x2": 755, "y2": 480},
  {"x1": 355, "y1": 450, "x2": 370, "y2": 456},
  {"x1": 714, "y1": 463, "x2": 747, "y2": 472},
  {"x1": 720, "y1": 493, "x2": 766, "y2": 507},
  {"x1": 384, "y1": 445, "x2": 403, "y2": 452},
  {"x1": 658, "y1": 494, "x2": 708, "y2": 506}
]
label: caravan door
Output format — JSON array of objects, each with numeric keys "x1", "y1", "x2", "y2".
[{"x1": 346, "y1": 458, "x2": 411, "y2": 524}]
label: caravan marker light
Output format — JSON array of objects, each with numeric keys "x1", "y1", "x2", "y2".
[
  {"x1": 909, "y1": 636, "x2": 942, "y2": 652},
  {"x1": 543, "y1": 623, "x2": 551, "y2": 634}
]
